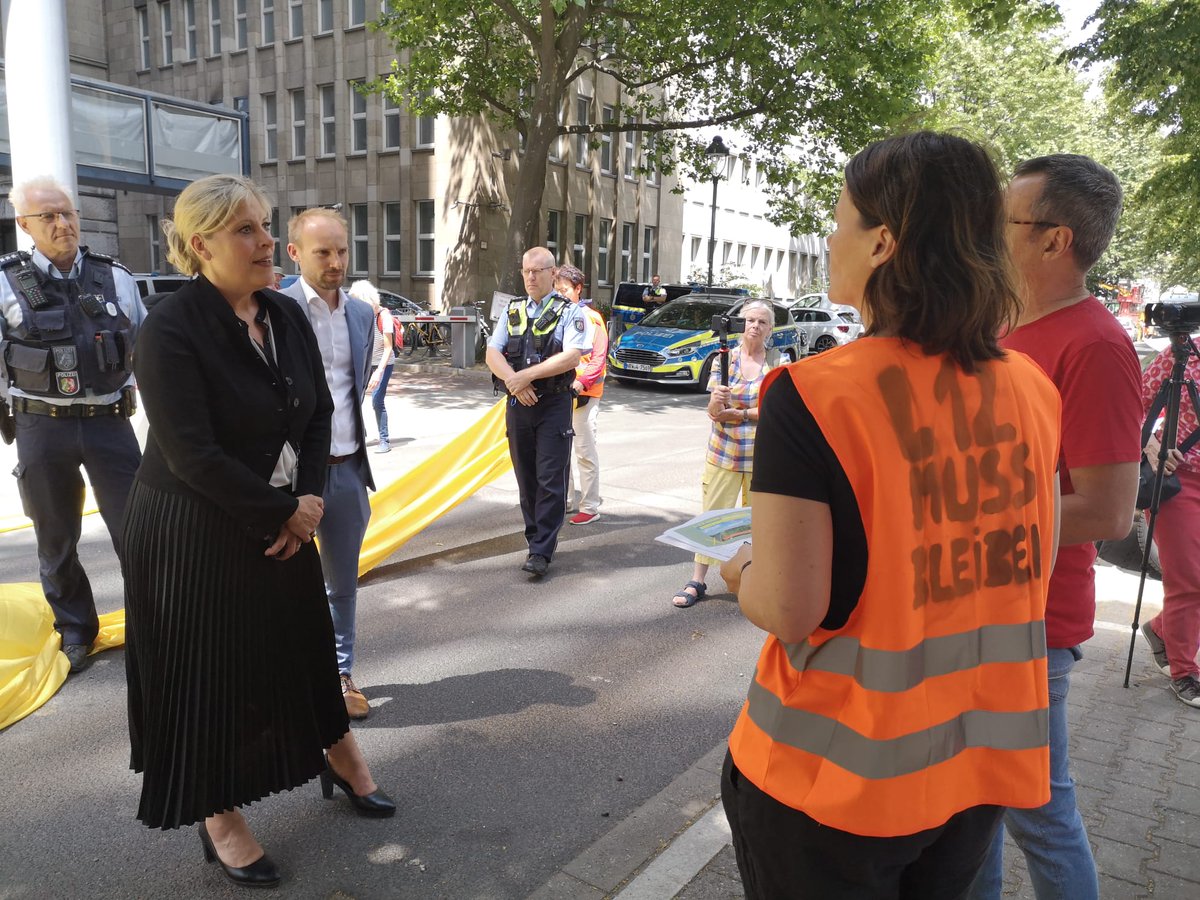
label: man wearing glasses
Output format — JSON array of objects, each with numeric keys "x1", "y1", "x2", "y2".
[
  {"x1": 0, "y1": 175, "x2": 145, "y2": 674},
  {"x1": 486, "y1": 246, "x2": 592, "y2": 577},
  {"x1": 969, "y1": 156, "x2": 1142, "y2": 899}
]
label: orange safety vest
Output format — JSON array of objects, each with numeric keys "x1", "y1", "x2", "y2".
[
  {"x1": 576, "y1": 305, "x2": 607, "y2": 399},
  {"x1": 728, "y1": 338, "x2": 1061, "y2": 837}
]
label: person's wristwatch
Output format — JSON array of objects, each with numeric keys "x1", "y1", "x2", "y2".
[{"x1": 741, "y1": 408, "x2": 749, "y2": 423}]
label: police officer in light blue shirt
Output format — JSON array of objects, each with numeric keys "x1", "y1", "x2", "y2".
[
  {"x1": 486, "y1": 246, "x2": 592, "y2": 577},
  {"x1": 0, "y1": 175, "x2": 146, "y2": 673}
]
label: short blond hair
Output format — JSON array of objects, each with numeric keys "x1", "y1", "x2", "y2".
[
  {"x1": 164, "y1": 175, "x2": 272, "y2": 276},
  {"x1": 10, "y1": 175, "x2": 75, "y2": 215},
  {"x1": 287, "y1": 207, "x2": 348, "y2": 245}
]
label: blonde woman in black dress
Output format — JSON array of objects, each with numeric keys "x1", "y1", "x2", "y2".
[{"x1": 123, "y1": 175, "x2": 393, "y2": 888}]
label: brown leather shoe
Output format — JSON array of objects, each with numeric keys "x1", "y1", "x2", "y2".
[{"x1": 340, "y1": 673, "x2": 370, "y2": 720}]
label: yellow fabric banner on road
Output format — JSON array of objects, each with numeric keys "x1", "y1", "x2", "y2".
[
  {"x1": 358, "y1": 397, "x2": 512, "y2": 576},
  {"x1": 1, "y1": 398, "x2": 510, "y2": 729}
]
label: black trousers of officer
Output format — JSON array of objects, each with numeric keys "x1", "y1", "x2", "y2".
[
  {"x1": 505, "y1": 390, "x2": 573, "y2": 560},
  {"x1": 14, "y1": 410, "x2": 141, "y2": 646}
]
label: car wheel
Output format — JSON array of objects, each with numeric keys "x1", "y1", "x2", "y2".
[
  {"x1": 781, "y1": 348, "x2": 797, "y2": 364},
  {"x1": 813, "y1": 335, "x2": 838, "y2": 353},
  {"x1": 695, "y1": 354, "x2": 716, "y2": 392}
]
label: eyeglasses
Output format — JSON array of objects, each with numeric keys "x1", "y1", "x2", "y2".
[
  {"x1": 19, "y1": 210, "x2": 79, "y2": 225},
  {"x1": 1007, "y1": 219, "x2": 1062, "y2": 229},
  {"x1": 521, "y1": 266, "x2": 553, "y2": 276}
]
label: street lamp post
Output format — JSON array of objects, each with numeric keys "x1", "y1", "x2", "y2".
[{"x1": 704, "y1": 135, "x2": 730, "y2": 291}]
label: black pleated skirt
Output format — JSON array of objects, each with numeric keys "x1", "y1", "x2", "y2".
[{"x1": 122, "y1": 480, "x2": 349, "y2": 829}]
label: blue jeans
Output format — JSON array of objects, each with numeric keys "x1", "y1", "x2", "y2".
[
  {"x1": 316, "y1": 455, "x2": 371, "y2": 675},
  {"x1": 372, "y1": 362, "x2": 393, "y2": 442},
  {"x1": 968, "y1": 646, "x2": 1097, "y2": 900}
]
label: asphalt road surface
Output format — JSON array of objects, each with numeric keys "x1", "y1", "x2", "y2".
[{"x1": 0, "y1": 373, "x2": 764, "y2": 899}]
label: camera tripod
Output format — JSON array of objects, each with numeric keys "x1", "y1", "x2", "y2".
[{"x1": 1123, "y1": 330, "x2": 1200, "y2": 687}]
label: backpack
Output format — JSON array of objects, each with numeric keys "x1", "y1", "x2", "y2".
[{"x1": 377, "y1": 309, "x2": 404, "y2": 355}]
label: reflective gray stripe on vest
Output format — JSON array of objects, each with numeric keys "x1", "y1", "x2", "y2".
[
  {"x1": 783, "y1": 620, "x2": 1047, "y2": 694},
  {"x1": 745, "y1": 678, "x2": 1048, "y2": 780}
]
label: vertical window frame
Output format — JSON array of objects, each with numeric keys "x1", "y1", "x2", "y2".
[
  {"x1": 416, "y1": 200, "x2": 436, "y2": 276},
  {"x1": 597, "y1": 218, "x2": 612, "y2": 285},
  {"x1": 138, "y1": 7, "x2": 152, "y2": 69},
  {"x1": 160, "y1": 2, "x2": 174, "y2": 65},
  {"x1": 349, "y1": 80, "x2": 367, "y2": 155},
  {"x1": 261, "y1": 0, "x2": 275, "y2": 44},
  {"x1": 319, "y1": 84, "x2": 336, "y2": 157},
  {"x1": 350, "y1": 204, "x2": 369, "y2": 275},
  {"x1": 262, "y1": 92, "x2": 278, "y2": 162},
  {"x1": 290, "y1": 88, "x2": 306, "y2": 159},
  {"x1": 383, "y1": 202, "x2": 403, "y2": 274}
]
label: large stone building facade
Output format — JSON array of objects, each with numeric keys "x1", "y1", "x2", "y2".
[{"x1": 25, "y1": 0, "x2": 682, "y2": 310}]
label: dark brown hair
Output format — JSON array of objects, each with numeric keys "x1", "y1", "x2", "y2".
[
  {"x1": 554, "y1": 264, "x2": 585, "y2": 287},
  {"x1": 844, "y1": 131, "x2": 1019, "y2": 372}
]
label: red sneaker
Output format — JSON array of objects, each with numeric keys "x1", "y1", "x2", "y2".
[{"x1": 570, "y1": 511, "x2": 600, "y2": 525}]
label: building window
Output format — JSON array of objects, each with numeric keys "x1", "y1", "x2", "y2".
[
  {"x1": 722, "y1": 241, "x2": 732, "y2": 265},
  {"x1": 623, "y1": 126, "x2": 635, "y2": 178},
  {"x1": 572, "y1": 214, "x2": 589, "y2": 279},
  {"x1": 160, "y1": 2, "x2": 174, "y2": 64},
  {"x1": 350, "y1": 81, "x2": 367, "y2": 154},
  {"x1": 319, "y1": 84, "x2": 336, "y2": 157},
  {"x1": 416, "y1": 200, "x2": 435, "y2": 275},
  {"x1": 384, "y1": 203, "x2": 402, "y2": 273},
  {"x1": 183, "y1": 0, "x2": 197, "y2": 60},
  {"x1": 138, "y1": 8, "x2": 151, "y2": 69},
  {"x1": 348, "y1": 0, "x2": 366, "y2": 27},
  {"x1": 549, "y1": 99, "x2": 565, "y2": 162},
  {"x1": 318, "y1": 0, "x2": 333, "y2": 33},
  {"x1": 234, "y1": 0, "x2": 247, "y2": 49},
  {"x1": 741, "y1": 157, "x2": 751, "y2": 184},
  {"x1": 209, "y1": 0, "x2": 221, "y2": 53},
  {"x1": 691, "y1": 236, "x2": 702, "y2": 264},
  {"x1": 600, "y1": 106, "x2": 615, "y2": 174},
  {"x1": 620, "y1": 222, "x2": 633, "y2": 282},
  {"x1": 288, "y1": 0, "x2": 303, "y2": 39},
  {"x1": 415, "y1": 95, "x2": 434, "y2": 148},
  {"x1": 762, "y1": 248, "x2": 772, "y2": 271},
  {"x1": 750, "y1": 246, "x2": 760, "y2": 269},
  {"x1": 270, "y1": 210, "x2": 282, "y2": 267},
  {"x1": 575, "y1": 95, "x2": 590, "y2": 167},
  {"x1": 737, "y1": 243, "x2": 746, "y2": 266},
  {"x1": 290, "y1": 89, "x2": 305, "y2": 159},
  {"x1": 597, "y1": 218, "x2": 612, "y2": 284},
  {"x1": 262, "y1": 93, "x2": 277, "y2": 161},
  {"x1": 382, "y1": 92, "x2": 400, "y2": 149},
  {"x1": 641, "y1": 226, "x2": 655, "y2": 281},
  {"x1": 350, "y1": 204, "x2": 368, "y2": 275},
  {"x1": 545, "y1": 210, "x2": 562, "y2": 260},
  {"x1": 261, "y1": 0, "x2": 275, "y2": 43},
  {"x1": 148, "y1": 215, "x2": 162, "y2": 272},
  {"x1": 644, "y1": 132, "x2": 657, "y2": 184}
]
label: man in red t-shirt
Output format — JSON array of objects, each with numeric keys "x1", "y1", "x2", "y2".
[{"x1": 970, "y1": 156, "x2": 1142, "y2": 900}]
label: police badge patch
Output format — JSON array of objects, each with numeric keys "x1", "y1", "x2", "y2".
[
  {"x1": 53, "y1": 345, "x2": 78, "y2": 370},
  {"x1": 57, "y1": 371, "x2": 81, "y2": 395},
  {"x1": 574, "y1": 317, "x2": 585, "y2": 333}
]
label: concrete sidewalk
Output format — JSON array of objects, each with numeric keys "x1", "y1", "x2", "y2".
[{"x1": 533, "y1": 563, "x2": 1200, "y2": 899}]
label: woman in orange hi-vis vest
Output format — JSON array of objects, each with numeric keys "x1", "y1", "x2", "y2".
[{"x1": 718, "y1": 132, "x2": 1063, "y2": 899}]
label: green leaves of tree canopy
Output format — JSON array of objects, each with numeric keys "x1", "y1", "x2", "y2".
[
  {"x1": 372, "y1": 0, "x2": 966, "y2": 288},
  {"x1": 1080, "y1": 0, "x2": 1200, "y2": 288}
]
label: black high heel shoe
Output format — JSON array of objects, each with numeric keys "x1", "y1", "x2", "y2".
[
  {"x1": 319, "y1": 754, "x2": 397, "y2": 818},
  {"x1": 198, "y1": 822, "x2": 281, "y2": 888}
]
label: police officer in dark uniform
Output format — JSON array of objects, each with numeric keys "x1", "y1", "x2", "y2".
[
  {"x1": 0, "y1": 176, "x2": 145, "y2": 673},
  {"x1": 486, "y1": 246, "x2": 592, "y2": 577}
]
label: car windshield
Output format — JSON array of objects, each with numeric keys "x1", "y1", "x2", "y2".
[{"x1": 640, "y1": 301, "x2": 731, "y2": 331}]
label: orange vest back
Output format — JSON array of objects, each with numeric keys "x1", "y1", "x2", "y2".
[
  {"x1": 577, "y1": 305, "x2": 607, "y2": 398},
  {"x1": 728, "y1": 338, "x2": 1061, "y2": 837}
]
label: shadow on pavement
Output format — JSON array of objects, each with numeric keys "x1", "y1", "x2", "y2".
[{"x1": 359, "y1": 667, "x2": 597, "y2": 728}]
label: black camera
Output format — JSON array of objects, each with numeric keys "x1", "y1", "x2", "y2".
[
  {"x1": 1144, "y1": 302, "x2": 1200, "y2": 334},
  {"x1": 712, "y1": 313, "x2": 746, "y2": 338}
]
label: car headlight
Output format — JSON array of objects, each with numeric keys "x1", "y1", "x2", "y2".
[{"x1": 666, "y1": 343, "x2": 698, "y2": 358}]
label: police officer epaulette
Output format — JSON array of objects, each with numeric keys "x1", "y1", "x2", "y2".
[
  {"x1": 0, "y1": 249, "x2": 30, "y2": 270},
  {"x1": 81, "y1": 247, "x2": 132, "y2": 274}
]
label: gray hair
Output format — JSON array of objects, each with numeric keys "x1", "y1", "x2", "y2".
[
  {"x1": 1013, "y1": 154, "x2": 1122, "y2": 272},
  {"x1": 347, "y1": 279, "x2": 381, "y2": 310},
  {"x1": 10, "y1": 175, "x2": 75, "y2": 214},
  {"x1": 741, "y1": 298, "x2": 774, "y2": 316}
]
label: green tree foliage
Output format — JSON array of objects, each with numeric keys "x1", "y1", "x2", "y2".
[
  {"x1": 916, "y1": 6, "x2": 1163, "y2": 286},
  {"x1": 1079, "y1": 0, "x2": 1200, "y2": 288},
  {"x1": 373, "y1": 0, "x2": 965, "y2": 290}
]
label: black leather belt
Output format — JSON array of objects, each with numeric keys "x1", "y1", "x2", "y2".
[
  {"x1": 328, "y1": 454, "x2": 352, "y2": 465},
  {"x1": 11, "y1": 396, "x2": 132, "y2": 419}
]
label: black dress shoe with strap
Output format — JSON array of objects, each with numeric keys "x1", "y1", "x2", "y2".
[
  {"x1": 319, "y1": 754, "x2": 397, "y2": 818},
  {"x1": 198, "y1": 822, "x2": 280, "y2": 888}
]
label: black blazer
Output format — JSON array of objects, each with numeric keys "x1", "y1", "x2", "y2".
[{"x1": 133, "y1": 274, "x2": 333, "y2": 540}]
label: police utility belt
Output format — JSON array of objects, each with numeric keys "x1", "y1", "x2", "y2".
[{"x1": 10, "y1": 387, "x2": 136, "y2": 419}]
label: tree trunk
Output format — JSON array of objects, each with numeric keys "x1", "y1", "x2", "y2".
[{"x1": 499, "y1": 105, "x2": 558, "y2": 295}]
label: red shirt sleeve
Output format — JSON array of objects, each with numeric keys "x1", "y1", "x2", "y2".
[{"x1": 1057, "y1": 337, "x2": 1143, "y2": 474}]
